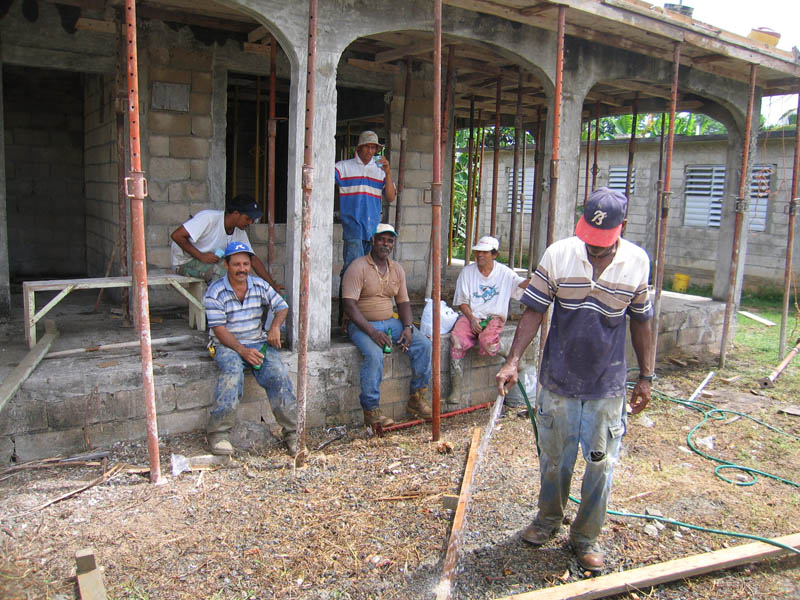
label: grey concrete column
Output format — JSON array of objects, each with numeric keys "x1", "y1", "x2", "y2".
[
  {"x1": 0, "y1": 54, "x2": 9, "y2": 320},
  {"x1": 712, "y1": 106, "x2": 759, "y2": 302}
]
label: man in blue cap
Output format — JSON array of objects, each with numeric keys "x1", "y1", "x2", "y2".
[
  {"x1": 203, "y1": 241, "x2": 298, "y2": 456},
  {"x1": 171, "y1": 194, "x2": 281, "y2": 289},
  {"x1": 496, "y1": 187, "x2": 654, "y2": 572}
]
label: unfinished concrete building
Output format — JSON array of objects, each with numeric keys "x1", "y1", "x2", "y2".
[{"x1": 1, "y1": 0, "x2": 799, "y2": 461}]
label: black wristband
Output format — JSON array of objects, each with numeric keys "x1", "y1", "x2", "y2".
[
  {"x1": 638, "y1": 373, "x2": 654, "y2": 382},
  {"x1": 403, "y1": 324, "x2": 413, "y2": 330}
]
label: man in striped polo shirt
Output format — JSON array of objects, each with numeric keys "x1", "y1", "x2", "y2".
[
  {"x1": 203, "y1": 241, "x2": 299, "y2": 457},
  {"x1": 496, "y1": 187, "x2": 654, "y2": 572},
  {"x1": 335, "y1": 131, "x2": 396, "y2": 325}
]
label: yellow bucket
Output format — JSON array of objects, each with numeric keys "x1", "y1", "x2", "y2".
[{"x1": 673, "y1": 273, "x2": 690, "y2": 293}]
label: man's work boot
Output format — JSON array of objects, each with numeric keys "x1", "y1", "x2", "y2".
[
  {"x1": 408, "y1": 388, "x2": 433, "y2": 420},
  {"x1": 570, "y1": 540, "x2": 605, "y2": 572},
  {"x1": 208, "y1": 433, "x2": 234, "y2": 456},
  {"x1": 521, "y1": 520, "x2": 559, "y2": 546},
  {"x1": 363, "y1": 408, "x2": 395, "y2": 428},
  {"x1": 445, "y1": 358, "x2": 465, "y2": 408},
  {"x1": 283, "y1": 432, "x2": 306, "y2": 457}
]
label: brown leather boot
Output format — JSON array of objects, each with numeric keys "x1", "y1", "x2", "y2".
[
  {"x1": 408, "y1": 388, "x2": 433, "y2": 420},
  {"x1": 363, "y1": 408, "x2": 394, "y2": 428}
]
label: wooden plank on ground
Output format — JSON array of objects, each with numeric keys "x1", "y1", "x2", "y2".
[
  {"x1": 494, "y1": 532, "x2": 800, "y2": 600},
  {"x1": 75, "y1": 548, "x2": 107, "y2": 600},
  {"x1": 0, "y1": 321, "x2": 58, "y2": 414},
  {"x1": 738, "y1": 311, "x2": 776, "y2": 327}
]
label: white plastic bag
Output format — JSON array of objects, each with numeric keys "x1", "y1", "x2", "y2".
[{"x1": 420, "y1": 298, "x2": 459, "y2": 339}]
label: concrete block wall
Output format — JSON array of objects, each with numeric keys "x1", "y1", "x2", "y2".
[
  {"x1": 4, "y1": 66, "x2": 86, "y2": 278},
  {"x1": 84, "y1": 74, "x2": 120, "y2": 277}
]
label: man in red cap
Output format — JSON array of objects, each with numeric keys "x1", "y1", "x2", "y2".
[{"x1": 496, "y1": 187, "x2": 653, "y2": 572}]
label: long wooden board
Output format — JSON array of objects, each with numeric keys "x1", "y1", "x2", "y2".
[
  {"x1": 0, "y1": 321, "x2": 58, "y2": 414},
  {"x1": 494, "y1": 532, "x2": 800, "y2": 600}
]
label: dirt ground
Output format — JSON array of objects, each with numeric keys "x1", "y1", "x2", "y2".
[{"x1": 2, "y1": 350, "x2": 799, "y2": 599}]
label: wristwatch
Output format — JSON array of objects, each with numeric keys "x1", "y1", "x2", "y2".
[
  {"x1": 403, "y1": 324, "x2": 413, "y2": 331},
  {"x1": 638, "y1": 373, "x2": 654, "y2": 382}
]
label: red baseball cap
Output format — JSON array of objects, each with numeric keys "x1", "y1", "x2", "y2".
[{"x1": 575, "y1": 187, "x2": 627, "y2": 247}]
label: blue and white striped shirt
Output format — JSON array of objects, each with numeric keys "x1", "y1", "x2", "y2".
[
  {"x1": 335, "y1": 156, "x2": 386, "y2": 241},
  {"x1": 204, "y1": 275, "x2": 288, "y2": 344}
]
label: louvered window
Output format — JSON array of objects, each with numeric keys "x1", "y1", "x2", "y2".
[
  {"x1": 608, "y1": 166, "x2": 635, "y2": 194},
  {"x1": 683, "y1": 165, "x2": 771, "y2": 232},
  {"x1": 504, "y1": 167, "x2": 536, "y2": 213}
]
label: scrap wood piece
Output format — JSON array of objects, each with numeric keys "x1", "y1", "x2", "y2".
[
  {"x1": 76, "y1": 548, "x2": 107, "y2": 600},
  {"x1": 778, "y1": 405, "x2": 800, "y2": 417},
  {"x1": 493, "y1": 532, "x2": 800, "y2": 600},
  {"x1": 737, "y1": 310, "x2": 776, "y2": 327},
  {"x1": 0, "y1": 320, "x2": 58, "y2": 414}
]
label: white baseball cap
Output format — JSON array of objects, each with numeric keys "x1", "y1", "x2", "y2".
[{"x1": 472, "y1": 236, "x2": 499, "y2": 252}]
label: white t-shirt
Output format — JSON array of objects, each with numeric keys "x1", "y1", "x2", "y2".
[
  {"x1": 170, "y1": 210, "x2": 251, "y2": 267},
  {"x1": 452, "y1": 261, "x2": 525, "y2": 320}
]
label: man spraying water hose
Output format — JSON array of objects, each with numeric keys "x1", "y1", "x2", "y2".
[{"x1": 496, "y1": 187, "x2": 654, "y2": 572}]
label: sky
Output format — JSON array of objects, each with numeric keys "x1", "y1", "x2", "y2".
[{"x1": 684, "y1": 0, "x2": 799, "y2": 124}]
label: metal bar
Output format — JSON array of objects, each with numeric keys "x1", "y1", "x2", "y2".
[
  {"x1": 444, "y1": 47, "x2": 455, "y2": 265},
  {"x1": 490, "y1": 77, "x2": 501, "y2": 236},
  {"x1": 395, "y1": 57, "x2": 412, "y2": 234},
  {"x1": 232, "y1": 85, "x2": 239, "y2": 196},
  {"x1": 625, "y1": 94, "x2": 639, "y2": 204},
  {"x1": 653, "y1": 113, "x2": 666, "y2": 276},
  {"x1": 651, "y1": 42, "x2": 681, "y2": 363},
  {"x1": 517, "y1": 125, "x2": 526, "y2": 268},
  {"x1": 720, "y1": 63, "x2": 758, "y2": 368},
  {"x1": 448, "y1": 126, "x2": 457, "y2": 265},
  {"x1": 687, "y1": 371, "x2": 715, "y2": 404},
  {"x1": 584, "y1": 116, "x2": 591, "y2": 204},
  {"x1": 295, "y1": 0, "x2": 318, "y2": 466},
  {"x1": 268, "y1": 40, "x2": 277, "y2": 269},
  {"x1": 376, "y1": 402, "x2": 490, "y2": 435},
  {"x1": 592, "y1": 101, "x2": 600, "y2": 188},
  {"x1": 527, "y1": 107, "x2": 543, "y2": 277},
  {"x1": 254, "y1": 76, "x2": 261, "y2": 205},
  {"x1": 509, "y1": 69, "x2": 523, "y2": 268},
  {"x1": 431, "y1": 0, "x2": 443, "y2": 442},
  {"x1": 465, "y1": 96, "x2": 475, "y2": 265},
  {"x1": 124, "y1": 0, "x2": 162, "y2": 484},
  {"x1": 761, "y1": 338, "x2": 800, "y2": 388},
  {"x1": 473, "y1": 110, "x2": 484, "y2": 246},
  {"x1": 115, "y1": 33, "x2": 129, "y2": 321},
  {"x1": 779, "y1": 94, "x2": 800, "y2": 358}
]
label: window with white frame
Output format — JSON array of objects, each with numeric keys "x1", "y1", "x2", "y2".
[
  {"x1": 608, "y1": 166, "x2": 635, "y2": 194},
  {"x1": 683, "y1": 164, "x2": 772, "y2": 232},
  {"x1": 504, "y1": 166, "x2": 536, "y2": 213}
]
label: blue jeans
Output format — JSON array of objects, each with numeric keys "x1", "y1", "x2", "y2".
[
  {"x1": 207, "y1": 342, "x2": 297, "y2": 437},
  {"x1": 533, "y1": 387, "x2": 627, "y2": 546},
  {"x1": 348, "y1": 319, "x2": 432, "y2": 411},
  {"x1": 341, "y1": 238, "x2": 372, "y2": 277}
]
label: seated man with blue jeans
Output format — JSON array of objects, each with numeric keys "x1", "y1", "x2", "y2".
[
  {"x1": 203, "y1": 241, "x2": 299, "y2": 456},
  {"x1": 341, "y1": 224, "x2": 432, "y2": 428}
]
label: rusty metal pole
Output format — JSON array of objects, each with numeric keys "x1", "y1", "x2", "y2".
[
  {"x1": 720, "y1": 64, "x2": 758, "y2": 369},
  {"x1": 267, "y1": 40, "x2": 277, "y2": 269},
  {"x1": 517, "y1": 127, "x2": 526, "y2": 268},
  {"x1": 395, "y1": 57, "x2": 412, "y2": 235},
  {"x1": 592, "y1": 101, "x2": 600, "y2": 188},
  {"x1": 232, "y1": 85, "x2": 239, "y2": 197},
  {"x1": 760, "y1": 338, "x2": 800, "y2": 388},
  {"x1": 441, "y1": 46, "x2": 454, "y2": 171},
  {"x1": 779, "y1": 94, "x2": 800, "y2": 359},
  {"x1": 584, "y1": 116, "x2": 591, "y2": 204},
  {"x1": 623, "y1": 93, "x2": 639, "y2": 233},
  {"x1": 653, "y1": 113, "x2": 666, "y2": 273},
  {"x1": 124, "y1": 0, "x2": 161, "y2": 483},
  {"x1": 465, "y1": 97, "x2": 475, "y2": 265},
  {"x1": 652, "y1": 42, "x2": 682, "y2": 361},
  {"x1": 115, "y1": 33, "x2": 129, "y2": 321},
  {"x1": 473, "y1": 112, "x2": 485, "y2": 245},
  {"x1": 490, "y1": 77, "x2": 501, "y2": 236},
  {"x1": 431, "y1": 0, "x2": 443, "y2": 442},
  {"x1": 295, "y1": 0, "x2": 317, "y2": 466},
  {"x1": 254, "y1": 76, "x2": 261, "y2": 204},
  {"x1": 527, "y1": 107, "x2": 543, "y2": 276},
  {"x1": 509, "y1": 69, "x2": 523, "y2": 268},
  {"x1": 448, "y1": 128, "x2": 457, "y2": 265}
]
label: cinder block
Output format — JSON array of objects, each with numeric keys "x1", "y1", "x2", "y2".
[
  {"x1": 157, "y1": 408, "x2": 207, "y2": 437},
  {"x1": 170, "y1": 137, "x2": 210, "y2": 159},
  {"x1": 170, "y1": 48, "x2": 212, "y2": 70},
  {"x1": 176, "y1": 380, "x2": 215, "y2": 410},
  {"x1": 190, "y1": 159, "x2": 208, "y2": 181},
  {"x1": 189, "y1": 93, "x2": 211, "y2": 116},
  {"x1": 147, "y1": 202, "x2": 192, "y2": 226},
  {"x1": 148, "y1": 181, "x2": 169, "y2": 202},
  {"x1": 191, "y1": 115, "x2": 213, "y2": 137},
  {"x1": 146, "y1": 247, "x2": 171, "y2": 269},
  {"x1": 192, "y1": 72, "x2": 212, "y2": 93},
  {"x1": 150, "y1": 46, "x2": 170, "y2": 66},
  {"x1": 86, "y1": 419, "x2": 146, "y2": 448},
  {"x1": 185, "y1": 181, "x2": 208, "y2": 202},
  {"x1": 148, "y1": 135, "x2": 170, "y2": 157},
  {"x1": 149, "y1": 157, "x2": 190, "y2": 181},
  {"x1": 0, "y1": 437, "x2": 15, "y2": 466},
  {"x1": 14, "y1": 428, "x2": 88, "y2": 462},
  {"x1": 149, "y1": 66, "x2": 191, "y2": 85},
  {"x1": 0, "y1": 395, "x2": 47, "y2": 436},
  {"x1": 149, "y1": 112, "x2": 192, "y2": 136}
]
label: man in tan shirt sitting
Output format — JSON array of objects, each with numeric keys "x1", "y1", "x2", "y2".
[{"x1": 341, "y1": 223, "x2": 433, "y2": 428}]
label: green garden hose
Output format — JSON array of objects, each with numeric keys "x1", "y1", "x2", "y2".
[{"x1": 515, "y1": 379, "x2": 800, "y2": 556}]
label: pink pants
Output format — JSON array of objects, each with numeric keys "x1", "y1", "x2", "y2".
[{"x1": 449, "y1": 314, "x2": 505, "y2": 359}]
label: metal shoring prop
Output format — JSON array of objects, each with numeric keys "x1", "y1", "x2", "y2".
[
  {"x1": 720, "y1": 63, "x2": 758, "y2": 369},
  {"x1": 395, "y1": 57, "x2": 412, "y2": 235},
  {"x1": 527, "y1": 106, "x2": 544, "y2": 277},
  {"x1": 448, "y1": 123, "x2": 457, "y2": 265},
  {"x1": 592, "y1": 100, "x2": 600, "y2": 188},
  {"x1": 115, "y1": 32, "x2": 130, "y2": 321},
  {"x1": 490, "y1": 76, "x2": 502, "y2": 236},
  {"x1": 294, "y1": 0, "x2": 318, "y2": 467},
  {"x1": 254, "y1": 76, "x2": 261, "y2": 205},
  {"x1": 653, "y1": 112, "x2": 666, "y2": 276},
  {"x1": 623, "y1": 92, "x2": 639, "y2": 232},
  {"x1": 651, "y1": 42, "x2": 682, "y2": 362},
  {"x1": 584, "y1": 114, "x2": 591, "y2": 204},
  {"x1": 517, "y1": 125, "x2": 526, "y2": 268},
  {"x1": 473, "y1": 111, "x2": 485, "y2": 246},
  {"x1": 509, "y1": 69, "x2": 523, "y2": 268},
  {"x1": 443, "y1": 46, "x2": 455, "y2": 264},
  {"x1": 431, "y1": 0, "x2": 443, "y2": 442},
  {"x1": 779, "y1": 93, "x2": 800, "y2": 358},
  {"x1": 267, "y1": 39, "x2": 277, "y2": 268},
  {"x1": 464, "y1": 96, "x2": 475, "y2": 265},
  {"x1": 123, "y1": 0, "x2": 161, "y2": 483},
  {"x1": 232, "y1": 85, "x2": 239, "y2": 196}
]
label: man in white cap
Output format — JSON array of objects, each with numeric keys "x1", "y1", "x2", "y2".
[
  {"x1": 335, "y1": 131, "x2": 396, "y2": 325},
  {"x1": 445, "y1": 235, "x2": 529, "y2": 407},
  {"x1": 496, "y1": 187, "x2": 653, "y2": 572},
  {"x1": 341, "y1": 223, "x2": 432, "y2": 429},
  {"x1": 203, "y1": 241, "x2": 299, "y2": 457}
]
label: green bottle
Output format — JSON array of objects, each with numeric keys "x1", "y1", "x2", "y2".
[
  {"x1": 252, "y1": 342, "x2": 268, "y2": 370},
  {"x1": 383, "y1": 328, "x2": 393, "y2": 354},
  {"x1": 479, "y1": 318, "x2": 489, "y2": 329}
]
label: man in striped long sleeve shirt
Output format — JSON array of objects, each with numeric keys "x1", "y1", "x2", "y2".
[
  {"x1": 496, "y1": 187, "x2": 653, "y2": 573},
  {"x1": 203, "y1": 241, "x2": 299, "y2": 457}
]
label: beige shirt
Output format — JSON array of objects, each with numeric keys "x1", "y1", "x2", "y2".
[{"x1": 341, "y1": 253, "x2": 409, "y2": 321}]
